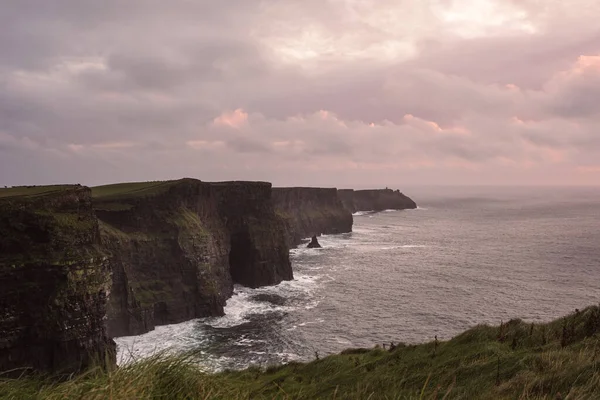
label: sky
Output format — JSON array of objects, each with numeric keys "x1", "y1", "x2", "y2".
[{"x1": 1, "y1": 0, "x2": 600, "y2": 188}]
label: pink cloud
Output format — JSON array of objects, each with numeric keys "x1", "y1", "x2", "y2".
[
  {"x1": 576, "y1": 165, "x2": 600, "y2": 173},
  {"x1": 186, "y1": 140, "x2": 226, "y2": 150},
  {"x1": 403, "y1": 114, "x2": 469, "y2": 135},
  {"x1": 572, "y1": 55, "x2": 600, "y2": 73},
  {"x1": 91, "y1": 141, "x2": 137, "y2": 149},
  {"x1": 212, "y1": 109, "x2": 249, "y2": 129},
  {"x1": 67, "y1": 141, "x2": 138, "y2": 152}
]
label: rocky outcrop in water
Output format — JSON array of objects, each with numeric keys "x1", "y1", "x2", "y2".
[
  {"x1": 0, "y1": 186, "x2": 115, "y2": 376},
  {"x1": 338, "y1": 188, "x2": 417, "y2": 213},
  {"x1": 94, "y1": 179, "x2": 292, "y2": 337},
  {"x1": 307, "y1": 235, "x2": 322, "y2": 248},
  {"x1": 272, "y1": 187, "x2": 353, "y2": 246}
]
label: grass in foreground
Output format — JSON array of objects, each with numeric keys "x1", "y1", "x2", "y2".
[{"x1": 2, "y1": 306, "x2": 600, "y2": 399}]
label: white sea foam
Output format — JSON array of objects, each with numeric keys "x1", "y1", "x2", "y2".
[
  {"x1": 352, "y1": 210, "x2": 375, "y2": 216},
  {"x1": 115, "y1": 319, "x2": 202, "y2": 366},
  {"x1": 116, "y1": 270, "x2": 322, "y2": 366},
  {"x1": 205, "y1": 291, "x2": 274, "y2": 328},
  {"x1": 334, "y1": 336, "x2": 352, "y2": 345},
  {"x1": 206, "y1": 273, "x2": 321, "y2": 328}
]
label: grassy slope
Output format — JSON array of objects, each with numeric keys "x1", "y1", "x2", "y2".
[
  {"x1": 91, "y1": 181, "x2": 175, "y2": 199},
  {"x1": 0, "y1": 185, "x2": 78, "y2": 199},
  {"x1": 2, "y1": 306, "x2": 599, "y2": 399},
  {"x1": 91, "y1": 180, "x2": 184, "y2": 212}
]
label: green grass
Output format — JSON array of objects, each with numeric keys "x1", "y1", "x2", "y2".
[
  {"x1": 2, "y1": 306, "x2": 600, "y2": 399},
  {"x1": 91, "y1": 180, "x2": 180, "y2": 199},
  {"x1": 0, "y1": 185, "x2": 79, "y2": 199}
]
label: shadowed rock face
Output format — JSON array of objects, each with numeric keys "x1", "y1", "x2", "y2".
[
  {"x1": 212, "y1": 182, "x2": 292, "y2": 288},
  {"x1": 272, "y1": 187, "x2": 353, "y2": 246},
  {"x1": 94, "y1": 179, "x2": 292, "y2": 337},
  {"x1": 0, "y1": 180, "x2": 417, "y2": 375},
  {"x1": 0, "y1": 179, "x2": 294, "y2": 375},
  {"x1": 0, "y1": 186, "x2": 115, "y2": 376},
  {"x1": 338, "y1": 189, "x2": 417, "y2": 213}
]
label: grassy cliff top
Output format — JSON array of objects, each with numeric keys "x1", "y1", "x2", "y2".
[
  {"x1": 0, "y1": 185, "x2": 81, "y2": 199},
  {"x1": 2, "y1": 306, "x2": 599, "y2": 399},
  {"x1": 92, "y1": 179, "x2": 273, "y2": 203},
  {"x1": 91, "y1": 180, "x2": 182, "y2": 199}
]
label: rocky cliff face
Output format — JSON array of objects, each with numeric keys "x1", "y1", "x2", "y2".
[
  {"x1": 3, "y1": 180, "x2": 410, "y2": 375},
  {"x1": 93, "y1": 179, "x2": 291, "y2": 338},
  {"x1": 338, "y1": 189, "x2": 417, "y2": 213},
  {"x1": 211, "y1": 182, "x2": 292, "y2": 288},
  {"x1": 0, "y1": 186, "x2": 115, "y2": 376},
  {"x1": 272, "y1": 188, "x2": 353, "y2": 246}
]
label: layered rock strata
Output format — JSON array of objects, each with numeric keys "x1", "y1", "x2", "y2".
[
  {"x1": 272, "y1": 187, "x2": 353, "y2": 246},
  {"x1": 0, "y1": 186, "x2": 115, "y2": 376},
  {"x1": 93, "y1": 179, "x2": 292, "y2": 337}
]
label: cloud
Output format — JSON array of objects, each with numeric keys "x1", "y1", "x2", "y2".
[{"x1": 0, "y1": 0, "x2": 599, "y2": 187}]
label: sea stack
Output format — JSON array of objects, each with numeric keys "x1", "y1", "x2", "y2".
[{"x1": 307, "y1": 235, "x2": 322, "y2": 248}]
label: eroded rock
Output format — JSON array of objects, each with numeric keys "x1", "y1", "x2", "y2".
[{"x1": 307, "y1": 235, "x2": 322, "y2": 248}]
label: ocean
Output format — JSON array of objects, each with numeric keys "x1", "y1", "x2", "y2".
[{"x1": 115, "y1": 186, "x2": 600, "y2": 371}]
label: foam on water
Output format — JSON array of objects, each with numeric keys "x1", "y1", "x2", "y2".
[
  {"x1": 204, "y1": 291, "x2": 275, "y2": 329},
  {"x1": 116, "y1": 187, "x2": 600, "y2": 373},
  {"x1": 207, "y1": 273, "x2": 322, "y2": 328},
  {"x1": 116, "y1": 270, "x2": 324, "y2": 368},
  {"x1": 352, "y1": 210, "x2": 375, "y2": 216},
  {"x1": 115, "y1": 319, "x2": 204, "y2": 366}
]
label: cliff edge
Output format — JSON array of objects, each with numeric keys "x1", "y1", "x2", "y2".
[{"x1": 338, "y1": 188, "x2": 417, "y2": 213}]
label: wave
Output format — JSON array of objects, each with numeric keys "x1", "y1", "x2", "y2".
[
  {"x1": 380, "y1": 245, "x2": 427, "y2": 250},
  {"x1": 205, "y1": 291, "x2": 277, "y2": 328},
  {"x1": 352, "y1": 210, "x2": 375, "y2": 216},
  {"x1": 115, "y1": 319, "x2": 204, "y2": 366},
  {"x1": 116, "y1": 271, "x2": 322, "y2": 367},
  {"x1": 205, "y1": 273, "x2": 321, "y2": 329}
]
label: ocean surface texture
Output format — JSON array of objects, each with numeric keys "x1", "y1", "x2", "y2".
[{"x1": 116, "y1": 186, "x2": 600, "y2": 371}]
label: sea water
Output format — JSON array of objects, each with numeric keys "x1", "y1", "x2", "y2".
[{"x1": 116, "y1": 186, "x2": 600, "y2": 371}]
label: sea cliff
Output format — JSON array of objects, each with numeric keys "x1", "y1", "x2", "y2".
[
  {"x1": 338, "y1": 188, "x2": 417, "y2": 213},
  {"x1": 0, "y1": 179, "x2": 293, "y2": 374},
  {"x1": 93, "y1": 179, "x2": 291, "y2": 337},
  {"x1": 0, "y1": 186, "x2": 115, "y2": 376},
  {"x1": 272, "y1": 187, "x2": 353, "y2": 246},
  {"x1": 0, "y1": 180, "x2": 416, "y2": 375}
]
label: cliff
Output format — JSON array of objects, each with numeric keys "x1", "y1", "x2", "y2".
[
  {"x1": 272, "y1": 188, "x2": 353, "y2": 246},
  {"x1": 338, "y1": 188, "x2": 417, "y2": 213},
  {"x1": 1, "y1": 180, "x2": 416, "y2": 375},
  {"x1": 0, "y1": 185, "x2": 115, "y2": 376},
  {"x1": 93, "y1": 179, "x2": 291, "y2": 338}
]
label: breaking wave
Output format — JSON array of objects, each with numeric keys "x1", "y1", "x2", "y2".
[{"x1": 352, "y1": 210, "x2": 375, "y2": 216}]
